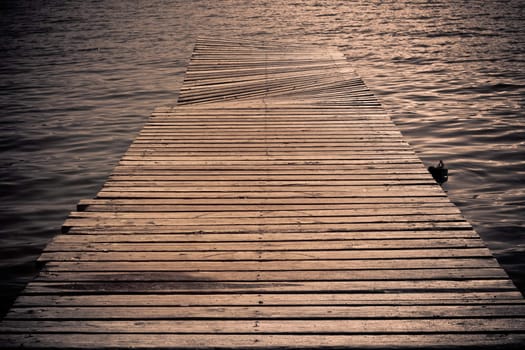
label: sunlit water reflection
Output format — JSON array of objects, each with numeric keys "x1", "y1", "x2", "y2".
[{"x1": 1, "y1": 0, "x2": 524, "y2": 314}]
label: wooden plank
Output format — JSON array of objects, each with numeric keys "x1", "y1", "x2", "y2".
[
  {"x1": 6, "y1": 305, "x2": 525, "y2": 320},
  {"x1": 38, "y1": 248, "x2": 493, "y2": 262},
  {"x1": 79, "y1": 204, "x2": 458, "y2": 213},
  {"x1": 13, "y1": 292, "x2": 524, "y2": 307},
  {"x1": 124, "y1": 149, "x2": 418, "y2": 155},
  {"x1": 60, "y1": 216, "x2": 469, "y2": 230},
  {"x1": 58, "y1": 222, "x2": 475, "y2": 235},
  {"x1": 2, "y1": 334, "x2": 525, "y2": 349},
  {"x1": 142, "y1": 120, "x2": 394, "y2": 125},
  {"x1": 44, "y1": 239, "x2": 484, "y2": 252},
  {"x1": 69, "y1": 207, "x2": 460, "y2": 219},
  {"x1": 108, "y1": 167, "x2": 430, "y2": 175},
  {"x1": 95, "y1": 186, "x2": 445, "y2": 195},
  {"x1": 105, "y1": 175, "x2": 441, "y2": 183},
  {"x1": 36, "y1": 268, "x2": 507, "y2": 282},
  {"x1": 2, "y1": 319, "x2": 525, "y2": 339},
  {"x1": 110, "y1": 164, "x2": 430, "y2": 172},
  {"x1": 48, "y1": 231, "x2": 482, "y2": 243},
  {"x1": 63, "y1": 224, "x2": 470, "y2": 234},
  {"x1": 66, "y1": 208, "x2": 463, "y2": 219},
  {"x1": 42, "y1": 258, "x2": 502, "y2": 272},
  {"x1": 76, "y1": 197, "x2": 455, "y2": 208},
  {"x1": 22, "y1": 279, "x2": 517, "y2": 294},
  {"x1": 102, "y1": 180, "x2": 437, "y2": 187}
]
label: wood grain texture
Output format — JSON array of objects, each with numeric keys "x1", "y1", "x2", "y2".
[{"x1": 1, "y1": 37, "x2": 523, "y2": 349}]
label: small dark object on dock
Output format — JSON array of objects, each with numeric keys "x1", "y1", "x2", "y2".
[{"x1": 428, "y1": 160, "x2": 448, "y2": 185}]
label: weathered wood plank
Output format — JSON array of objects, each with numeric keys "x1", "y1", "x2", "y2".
[
  {"x1": 70, "y1": 205, "x2": 461, "y2": 216},
  {"x1": 109, "y1": 166, "x2": 430, "y2": 174},
  {"x1": 61, "y1": 215, "x2": 468, "y2": 229},
  {"x1": 6, "y1": 304, "x2": 525, "y2": 320},
  {"x1": 44, "y1": 239, "x2": 484, "y2": 252},
  {"x1": 66, "y1": 209, "x2": 463, "y2": 219},
  {"x1": 38, "y1": 248, "x2": 493, "y2": 262},
  {"x1": 76, "y1": 198, "x2": 455, "y2": 210},
  {"x1": 110, "y1": 164, "x2": 430, "y2": 171},
  {"x1": 36, "y1": 268, "x2": 507, "y2": 282},
  {"x1": 49, "y1": 231, "x2": 482, "y2": 243},
  {"x1": 59, "y1": 222, "x2": 475, "y2": 235},
  {"x1": 2, "y1": 333, "x2": 525, "y2": 349},
  {"x1": 22, "y1": 279, "x2": 517, "y2": 294},
  {"x1": 102, "y1": 180, "x2": 437, "y2": 187},
  {"x1": 79, "y1": 204, "x2": 458, "y2": 213},
  {"x1": 13, "y1": 292, "x2": 524, "y2": 307},
  {"x1": 42, "y1": 258, "x2": 502, "y2": 272}
]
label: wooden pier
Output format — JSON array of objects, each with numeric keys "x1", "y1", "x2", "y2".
[{"x1": 1, "y1": 38, "x2": 524, "y2": 348}]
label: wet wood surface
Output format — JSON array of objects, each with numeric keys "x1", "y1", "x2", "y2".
[{"x1": 1, "y1": 37, "x2": 524, "y2": 349}]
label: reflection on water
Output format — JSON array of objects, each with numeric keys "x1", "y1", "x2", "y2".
[{"x1": 1, "y1": 0, "x2": 524, "y2": 314}]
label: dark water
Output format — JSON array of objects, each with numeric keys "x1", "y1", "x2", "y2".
[{"x1": 1, "y1": 0, "x2": 524, "y2": 315}]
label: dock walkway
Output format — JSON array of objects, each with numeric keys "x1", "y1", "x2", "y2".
[{"x1": 1, "y1": 38, "x2": 524, "y2": 348}]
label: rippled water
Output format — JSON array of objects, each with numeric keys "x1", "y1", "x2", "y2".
[{"x1": 1, "y1": 0, "x2": 524, "y2": 315}]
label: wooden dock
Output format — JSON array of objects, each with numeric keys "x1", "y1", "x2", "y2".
[{"x1": 1, "y1": 38, "x2": 524, "y2": 348}]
